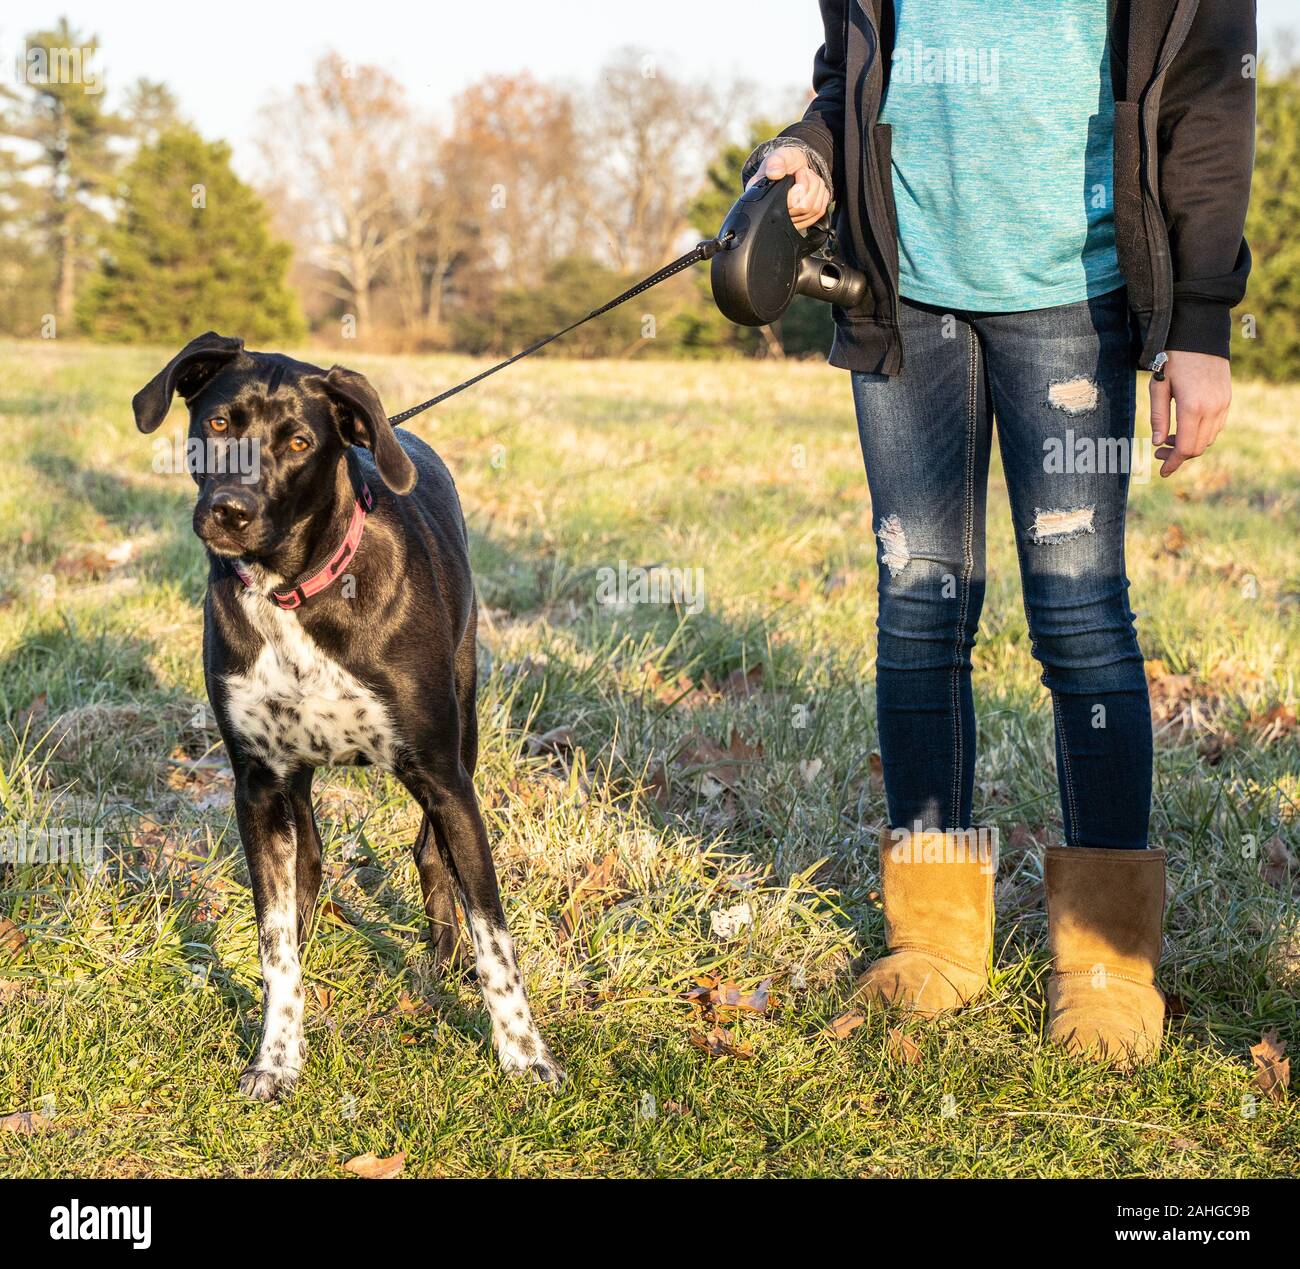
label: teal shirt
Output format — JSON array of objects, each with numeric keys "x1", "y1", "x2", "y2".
[{"x1": 878, "y1": 0, "x2": 1122, "y2": 311}]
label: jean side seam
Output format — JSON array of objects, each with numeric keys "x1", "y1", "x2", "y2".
[
  {"x1": 952, "y1": 326, "x2": 977, "y2": 829},
  {"x1": 1052, "y1": 691, "x2": 1081, "y2": 846}
]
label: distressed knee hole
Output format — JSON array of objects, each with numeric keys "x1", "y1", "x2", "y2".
[
  {"x1": 876, "y1": 514, "x2": 910, "y2": 577},
  {"x1": 1031, "y1": 505, "x2": 1095, "y2": 543},
  {"x1": 1047, "y1": 377, "x2": 1099, "y2": 415}
]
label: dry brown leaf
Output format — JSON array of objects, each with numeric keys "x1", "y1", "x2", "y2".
[
  {"x1": 1209, "y1": 656, "x2": 1264, "y2": 691},
  {"x1": 715, "y1": 868, "x2": 767, "y2": 894},
  {"x1": 16, "y1": 692, "x2": 48, "y2": 731},
  {"x1": 0, "y1": 1109, "x2": 52, "y2": 1135},
  {"x1": 887, "y1": 1026, "x2": 923, "y2": 1065},
  {"x1": 527, "y1": 725, "x2": 574, "y2": 759},
  {"x1": 822, "y1": 570, "x2": 853, "y2": 599},
  {"x1": 0, "y1": 918, "x2": 27, "y2": 958},
  {"x1": 689, "y1": 1025, "x2": 753, "y2": 1060},
  {"x1": 1250, "y1": 1029, "x2": 1290, "y2": 1102},
  {"x1": 1146, "y1": 668, "x2": 1196, "y2": 710},
  {"x1": 1162, "y1": 522, "x2": 1188, "y2": 556},
  {"x1": 396, "y1": 990, "x2": 430, "y2": 1016},
  {"x1": 722, "y1": 664, "x2": 764, "y2": 699},
  {"x1": 676, "y1": 727, "x2": 763, "y2": 791},
  {"x1": 320, "y1": 899, "x2": 350, "y2": 926},
  {"x1": 868, "y1": 752, "x2": 884, "y2": 791},
  {"x1": 342, "y1": 1150, "x2": 406, "y2": 1179},
  {"x1": 640, "y1": 761, "x2": 670, "y2": 807},
  {"x1": 685, "y1": 975, "x2": 774, "y2": 1021},
  {"x1": 1197, "y1": 732, "x2": 1236, "y2": 766},
  {"x1": 1144, "y1": 661, "x2": 1221, "y2": 737},
  {"x1": 724, "y1": 727, "x2": 763, "y2": 770},
  {"x1": 1007, "y1": 824, "x2": 1052, "y2": 852},
  {"x1": 641, "y1": 662, "x2": 715, "y2": 709},
  {"x1": 54, "y1": 545, "x2": 114, "y2": 580},
  {"x1": 165, "y1": 752, "x2": 234, "y2": 810},
  {"x1": 131, "y1": 817, "x2": 169, "y2": 858},
  {"x1": 1260, "y1": 837, "x2": 1297, "y2": 890},
  {"x1": 728, "y1": 978, "x2": 773, "y2": 1017},
  {"x1": 772, "y1": 577, "x2": 817, "y2": 606},
  {"x1": 1250, "y1": 704, "x2": 1298, "y2": 746},
  {"x1": 557, "y1": 850, "x2": 622, "y2": 941},
  {"x1": 825, "y1": 1009, "x2": 866, "y2": 1040},
  {"x1": 684, "y1": 972, "x2": 718, "y2": 1001},
  {"x1": 313, "y1": 985, "x2": 334, "y2": 1010}
]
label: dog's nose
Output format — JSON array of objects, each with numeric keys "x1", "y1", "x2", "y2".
[{"x1": 210, "y1": 488, "x2": 257, "y2": 533}]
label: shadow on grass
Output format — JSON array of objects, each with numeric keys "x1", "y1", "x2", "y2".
[{"x1": 7, "y1": 459, "x2": 1294, "y2": 1080}]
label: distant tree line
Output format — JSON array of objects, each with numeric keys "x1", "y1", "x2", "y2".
[{"x1": 0, "y1": 19, "x2": 1295, "y2": 374}]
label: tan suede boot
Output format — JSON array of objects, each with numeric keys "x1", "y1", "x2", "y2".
[
  {"x1": 856, "y1": 827, "x2": 996, "y2": 1016},
  {"x1": 1045, "y1": 846, "x2": 1166, "y2": 1067}
]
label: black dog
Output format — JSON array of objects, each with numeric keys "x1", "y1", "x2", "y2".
[{"x1": 133, "y1": 331, "x2": 561, "y2": 1099}]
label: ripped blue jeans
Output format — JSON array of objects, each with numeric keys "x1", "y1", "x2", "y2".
[{"x1": 852, "y1": 288, "x2": 1152, "y2": 849}]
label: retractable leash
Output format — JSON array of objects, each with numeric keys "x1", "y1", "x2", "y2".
[
  {"x1": 238, "y1": 243, "x2": 726, "y2": 608},
  {"x1": 240, "y1": 176, "x2": 869, "y2": 609},
  {"x1": 385, "y1": 174, "x2": 868, "y2": 426},
  {"x1": 387, "y1": 237, "x2": 725, "y2": 425}
]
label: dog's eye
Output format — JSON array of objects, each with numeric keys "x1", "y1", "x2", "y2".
[
  {"x1": 208, "y1": 416, "x2": 229, "y2": 433},
  {"x1": 289, "y1": 435, "x2": 311, "y2": 453}
]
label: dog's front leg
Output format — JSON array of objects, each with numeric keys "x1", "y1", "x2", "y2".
[{"x1": 235, "y1": 764, "x2": 306, "y2": 1101}]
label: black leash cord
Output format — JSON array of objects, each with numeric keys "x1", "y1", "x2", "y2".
[{"x1": 386, "y1": 235, "x2": 728, "y2": 426}]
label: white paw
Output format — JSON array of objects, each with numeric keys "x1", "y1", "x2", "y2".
[
  {"x1": 499, "y1": 1040, "x2": 565, "y2": 1088},
  {"x1": 237, "y1": 1065, "x2": 300, "y2": 1101}
]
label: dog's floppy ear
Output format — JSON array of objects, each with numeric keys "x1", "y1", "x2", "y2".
[
  {"x1": 317, "y1": 366, "x2": 418, "y2": 495},
  {"x1": 132, "y1": 331, "x2": 245, "y2": 433}
]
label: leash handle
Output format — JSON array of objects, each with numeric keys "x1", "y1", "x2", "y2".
[{"x1": 387, "y1": 237, "x2": 726, "y2": 426}]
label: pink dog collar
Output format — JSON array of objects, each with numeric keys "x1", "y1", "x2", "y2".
[{"x1": 233, "y1": 482, "x2": 374, "y2": 610}]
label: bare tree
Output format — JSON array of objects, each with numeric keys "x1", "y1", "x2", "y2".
[
  {"x1": 259, "y1": 54, "x2": 425, "y2": 335},
  {"x1": 580, "y1": 49, "x2": 751, "y2": 272},
  {"x1": 441, "y1": 73, "x2": 587, "y2": 289},
  {"x1": 379, "y1": 122, "x2": 484, "y2": 342}
]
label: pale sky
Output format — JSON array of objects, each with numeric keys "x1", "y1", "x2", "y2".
[{"x1": 4, "y1": 1, "x2": 1294, "y2": 177}]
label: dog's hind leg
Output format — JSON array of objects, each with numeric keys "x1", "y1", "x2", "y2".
[
  {"x1": 400, "y1": 742, "x2": 562, "y2": 1087},
  {"x1": 411, "y1": 603, "x2": 476, "y2": 972},
  {"x1": 456, "y1": 601, "x2": 479, "y2": 778},
  {"x1": 413, "y1": 813, "x2": 467, "y2": 971},
  {"x1": 236, "y1": 765, "x2": 307, "y2": 1101},
  {"x1": 287, "y1": 767, "x2": 322, "y2": 950}
]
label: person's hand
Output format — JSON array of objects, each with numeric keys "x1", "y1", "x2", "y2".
[
  {"x1": 747, "y1": 145, "x2": 829, "y2": 231},
  {"x1": 1149, "y1": 350, "x2": 1232, "y2": 478}
]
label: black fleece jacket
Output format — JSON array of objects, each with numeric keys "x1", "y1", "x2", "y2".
[{"x1": 744, "y1": 0, "x2": 1256, "y2": 374}]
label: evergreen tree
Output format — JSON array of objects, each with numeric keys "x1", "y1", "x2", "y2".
[
  {"x1": 7, "y1": 20, "x2": 125, "y2": 331},
  {"x1": 120, "y1": 78, "x2": 184, "y2": 147},
  {"x1": 78, "y1": 127, "x2": 305, "y2": 344},
  {"x1": 1232, "y1": 69, "x2": 1300, "y2": 381},
  {"x1": 0, "y1": 95, "x2": 53, "y2": 336}
]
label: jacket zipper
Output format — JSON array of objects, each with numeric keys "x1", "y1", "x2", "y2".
[
  {"x1": 1137, "y1": 0, "x2": 1200, "y2": 368},
  {"x1": 857, "y1": 0, "x2": 901, "y2": 367}
]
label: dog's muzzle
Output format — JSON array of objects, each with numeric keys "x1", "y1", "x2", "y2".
[{"x1": 196, "y1": 485, "x2": 262, "y2": 553}]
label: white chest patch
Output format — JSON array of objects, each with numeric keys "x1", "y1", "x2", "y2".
[{"x1": 222, "y1": 588, "x2": 398, "y2": 776}]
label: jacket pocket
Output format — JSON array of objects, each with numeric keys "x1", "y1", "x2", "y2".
[{"x1": 1112, "y1": 101, "x2": 1153, "y2": 314}]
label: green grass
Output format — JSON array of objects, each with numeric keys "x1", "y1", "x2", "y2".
[{"x1": 0, "y1": 339, "x2": 1296, "y2": 1178}]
